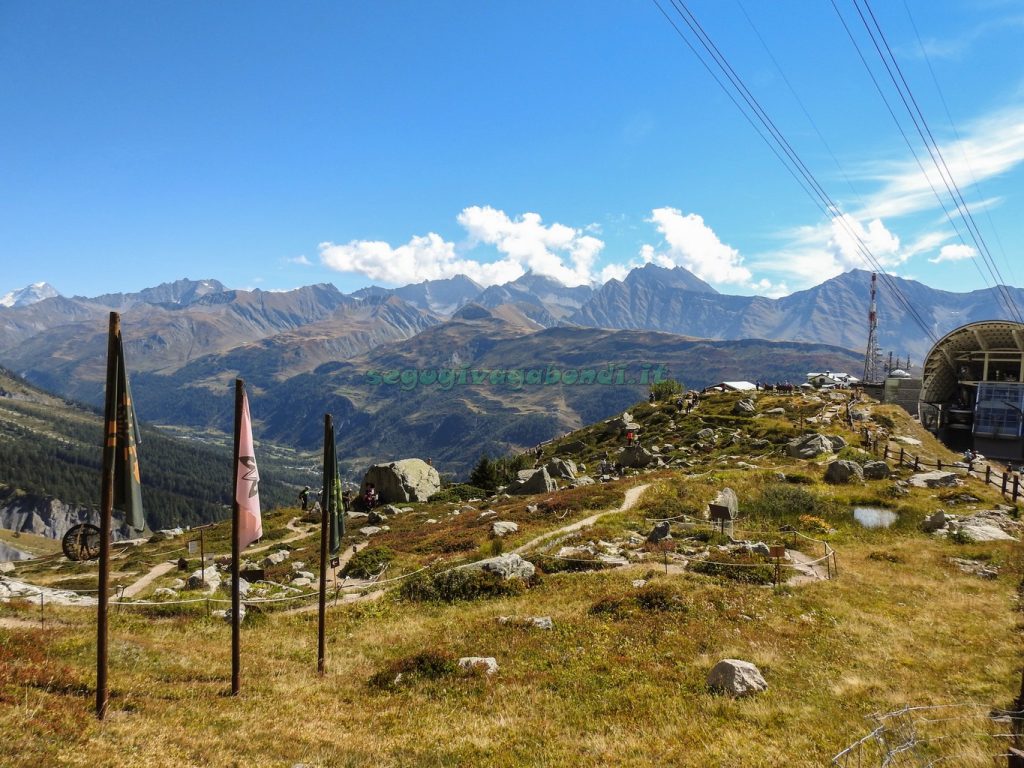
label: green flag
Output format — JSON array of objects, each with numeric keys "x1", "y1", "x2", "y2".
[
  {"x1": 323, "y1": 423, "x2": 343, "y2": 555},
  {"x1": 111, "y1": 331, "x2": 144, "y2": 531}
]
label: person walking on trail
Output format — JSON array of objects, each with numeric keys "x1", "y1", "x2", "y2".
[
  {"x1": 363, "y1": 483, "x2": 379, "y2": 510},
  {"x1": 299, "y1": 486, "x2": 311, "y2": 511},
  {"x1": 342, "y1": 487, "x2": 353, "y2": 513},
  {"x1": 626, "y1": 430, "x2": 635, "y2": 447}
]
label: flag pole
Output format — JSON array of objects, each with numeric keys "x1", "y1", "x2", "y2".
[
  {"x1": 96, "y1": 311, "x2": 120, "y2": 719},
  {"x1": 231, "y1": 378, "x2": 244, "y2": 695},
  {"x1": 317, "y1": 413, "x2": 331, "y2": 675}
]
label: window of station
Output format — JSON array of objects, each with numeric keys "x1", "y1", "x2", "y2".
[
  {"x1": 973, "y1": 382, "x2": 1024, "y2": 438},
  {"x1": 956, "y1": 357, "x2": 985, "y2": 381},
  {"x1": 987, "y1": 357, "x2": 1022, "y2": 383}
]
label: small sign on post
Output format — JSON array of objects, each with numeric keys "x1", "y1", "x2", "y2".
[
  {"x1": 188, "y1": 540, "x2": 199, "y2": 555},
  {"x1": 709, "y1": 504, "x2": 734, "y2": 535},
  {"x1": 769, "y1": 544, "x2": 786, "y2": 587}
]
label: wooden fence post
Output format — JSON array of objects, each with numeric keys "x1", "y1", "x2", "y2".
[
  {"x1": 986, "y1": 466, "x2": 992, "y2": 484},
  {"x1": 937, "y1": 459, "x2": 943, "y2": 471},
  {"x1": 914, "y1": 455, "x2": 920, "y2": 471},
  {"x1": 1015, "y1": 476, "x2": 1021, "y2": 504},
  {"x1": 899, "y1": 447, "x2": 905, "y2": 465},
  {"x1": 1003, "y1": 472, "x2": 1009, "y2": 496}
]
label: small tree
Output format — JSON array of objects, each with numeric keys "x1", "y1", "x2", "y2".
[
  {"x1": 650, "y1": 378, "x2": 684, "y2": 401},
  {"x1": 469, "y1": 454, "x2": 500, "y2": 492}
]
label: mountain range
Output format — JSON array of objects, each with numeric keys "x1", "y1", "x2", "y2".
[{"x1": 1, "y1": 266, "x2": 1020, "y2": 474}]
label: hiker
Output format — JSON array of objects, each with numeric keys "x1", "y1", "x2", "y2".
[
  {"x1": 298, "y1": 486, "x2": 310, "y2": 511},
  {"x1": 649, "y1": 391, "x2": 656, "y2": 404},
  {"x1": 626, "y1": 430, "x2": 635, "y2": 447},
  {"x1": 341, "y1": 487, "x2": 353, "y2": 513},
  {"x1": 363, "y1": 483, "x2": 378, "y2": 510}
]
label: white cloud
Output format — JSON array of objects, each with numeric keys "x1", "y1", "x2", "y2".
[
  {"x1": 456, "y1": 206, "x2": 603, "y2": 287},
  {"x1": 644, "y1": 208, "x2": 752, "y2": 285},
  {"x1": 929, "y1": 243, "x2": 977, "y2": 263},
  {"x1": 319, "y1": 206, "x2": 605, "y2": 288},
  {"x1": 826, "y1": 214, "x2": 903, "y2": 269},
  {"x1": 285, "y1": 255, "x2": 312, "y2": 266},
  {"x1": 319, "y1": 232, "x2": 523, "y2": 287}
]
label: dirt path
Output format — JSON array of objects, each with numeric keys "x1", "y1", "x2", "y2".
[
  {"x1": 281, "y1": 541, "x2": 373, "y2": 614},
  {"x1": 121, "y1": 561, "x2": 177, "y2": 598},
  {"x1": 786, "y1": 548, "x2": 832, "y2": 585},
  {"x1": 513, "y1": 483, "x2": 650, "y2": 555}
]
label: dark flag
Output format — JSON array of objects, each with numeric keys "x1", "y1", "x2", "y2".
[
  {"x1": 111, "y1": 332, "x2": 144, "y2": 530},
  {"x1": 324, "y1": 422, "x2": 344, "y2": 555}
]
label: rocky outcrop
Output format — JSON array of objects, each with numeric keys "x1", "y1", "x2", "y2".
[
  {"x1": 787, "y1": 433, "x2": 840, "y2": 459},
  {"x1": 732, "y1": 398, "x2": 756, "y2": 416},
  {"x1": 461, "y1": 553, "x2": 535, "y2": 581},
  {"x1": 0, "y1": 485, "x2": 135, "y2": 541},
  {"x1": 863, "y1": 461, "x2": 891, "y2": 480},
  {"x1": 619, "y1": 446, "x2": 657, "y2": 468},
  {"x1": 363, "y1": 459, "x2": 440, "y2": 503}
]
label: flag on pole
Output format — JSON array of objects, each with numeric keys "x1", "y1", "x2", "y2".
[
  {"x1": 111, "y1": 329, "x2": 144, "y2": 531},
  {"x1": 324, "y1": 422, "x2": 344, "y2": 555},
  {"x1": 236, "y1": 388, "x2": 262, "y2": 549}
]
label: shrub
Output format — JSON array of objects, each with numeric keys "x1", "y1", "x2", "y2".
[
  {"x1": 341, "y1": 546, "x2": 394, "y2": 579},
  {"x1": 399, "y1": 567, "x2": 526, "y2": 603},
  {"x1": 868, "y1": 550, "x2": 904, "y2": 564},
  {"x1": 949, "y1": 527, "x2": 975, "y2": 545},
  {"x1": 798, "y1": 514, "x2": 832, "y2": 535},
  {"x1": 589, "y1": 583, "x2": 689, "y2": 618},
  {"x1": 368, "y1": 649, "x2": 457, "y2": 690},
  {"x1": 651, "y1": 378, "x2": 684, "y2": 401},
  {"x1": 538, "y1": 551, "x2": 606, "y2": 574},
  {"x1": 749, "y1": 484, "x2": 823, "y2": 521},
  {"x1": 836, "y1": 446, "x2": 873, "y2": 464}
]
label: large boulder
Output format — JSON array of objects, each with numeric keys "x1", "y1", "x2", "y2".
[
  {"x1": 732, "y1": 398, "x2": 756, "y2": 416},
  {"x1": 863, "y1": 460, "x2": 891, "y2": 480},
  {"x1": 363, "y1": 459, "x2": 441, "y2": 503},
  {"x1": 463, "y1": 553, "x2": 535, "y2": 581},
  {"x1": 619, "y1": 446, "x2": 657, "y2": 468},
  {"x1": 507, "y1": 467, "x2": 557, "y2": 495},
  {"x1": 707, "y1": 659, "x2": 768, "y2": 697},
  {"x1": 824, "y1": 460, "x2": 864, "y2": 484},
  {"x1": 787, "y1": 433, "x2": 836, "y2": 459},
  {"x1": 545, "y1": 458, "x2": 577, "y2": 481}
]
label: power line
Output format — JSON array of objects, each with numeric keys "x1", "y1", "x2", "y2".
[
  {"x1": 650, "y1": 0, "x2": 939, "y2": 345},
  {"x1": 849, "y1": 0, "x2": 1023, "y2": 324}
]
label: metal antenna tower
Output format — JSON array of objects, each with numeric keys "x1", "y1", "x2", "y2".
[{"x1": 863, "y1": 272, "x2": 882, "y2": 384}]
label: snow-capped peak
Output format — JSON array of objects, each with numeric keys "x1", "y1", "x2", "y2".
[{"x1": 0, "y1": 282, "x2": 61, "y2": 308}]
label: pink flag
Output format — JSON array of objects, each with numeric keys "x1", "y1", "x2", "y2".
[{"x1": 236, "y1": 390, "x2": 262, "y2": 549}]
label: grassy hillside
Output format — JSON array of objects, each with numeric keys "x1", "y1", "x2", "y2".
[{"x1": 1, "y1": 388, "x2": 1021, "y2": 766}]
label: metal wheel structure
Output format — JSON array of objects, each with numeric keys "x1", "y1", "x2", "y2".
[{"x1": 62, "y1": 523, "x2": 103, "y2": 561}]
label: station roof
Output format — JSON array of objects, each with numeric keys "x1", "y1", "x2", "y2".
[{"x1": 919, "y1": 320, "x2": 1024, "y2": 403}]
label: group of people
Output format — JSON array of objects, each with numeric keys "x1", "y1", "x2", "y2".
[{"x1": 298, "y1": 483, "x2": 377, "y2": 512}]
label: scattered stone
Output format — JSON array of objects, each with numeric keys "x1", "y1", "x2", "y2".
[
  {"x1": 571, "y1": 476, "x2": 596, "y2": 487},
  {"x1": 367, "y1": 510, "x2": 386, "y2": 525},
  {"x1": 186, "y1": 566, "x2": 220, "y2": 591},
  {"x1": 765, "y1": 407, "x2": 786, "y2": 416},
  {"x1": 498, "y1": 615, "x2": 553, "y2": 630},
  {"x1": 479, "y1": 509, "x2": 498, "y2": 519},
  {"x1": 457, "y1": 657, "x2": 499, "y2": 675},
  {"x1": 362, "y1": 458, "x2": 441, "y2": 503},
  {"x1": 863, "y1": 461, "x2": 891, "y2": 480},
  {"x1": 707, "y1": 659, "x2": 768, "y2": 697},
  {"x1": 153, "y1": 587, "x2": 176, "y2": 599},
  {"x1": 0, "y1": 562, "x2": 14, "y2": 574},
  {"x1": 893, "y1": 435, "x2": 922, "y2": 446},
  {"x1": 291, "y1": 577, "x2": 313, "y2": 588},
  {"x1": 647, "y1": 521, "x2": 672, "y2": 543},
  {"x1": 955, "y1": 520, "x2": 1017, "y2": 542},
  {"x1": 170, "y1": 578, "x2": 185, "y2": 590},
  {"x1": 824, "y1": 460, "x2": 864, "y2": 484},
  {"x1": 491, "y1": 521, "x2": 519, "y2": 537},
  {"x1": 695, "y1": 428, "x2": 716, "y2": 441},
  {"x1": 294, "y1": 570, "x2": 315, "y2": 580},
  {"x1": 359, "y1": 526, "x2": 383, "y2": 536},
  {"x1": 526, "y1": 504, "x2": 539, "y2": 514},
  {"x1": 425, "y1": 518, "x2": 438, "y2": 524},
  {"x1": 632, "y1": 579, "x2": 647, "y2": 588}
]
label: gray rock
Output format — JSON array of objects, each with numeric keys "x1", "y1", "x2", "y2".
[
  {"x1": 765, "y1": 407, "x2": 786, "y2": 416},
  {"x1": 153, "y1": 587, "x2": 177, "y2": 599},
  {"x1": 263, "y1": 549, "x2": 290, "y2": 567},
  {"x1": 508, "y1": 467, "x2": 557, "y2": 495},
  {"x1": 457, "y1": 656, "x2": 499, "y2": 675},
  {"x1": 787, "y1": 433, "x2": 835, "y2": 459},
  {"x1": 620, "y1": 446, "x2": 657, "y2": 468},
  {"x1": 491, "y1": 521, "x2": 519, "y2": 537},
  {"x1": 647, "y1": 521, "x2": 672, "y2": 543},
  {"x1": 571, "y1": 475, "x2": 596, "y2": 487},
  {"x1": 545, "y1": 457, "x2": 577, "y2": 480},
  {"x1": 367, "y1": 510, "x2": 386, "y2": 525},
  {"x1": 0, "y1": 562, "x2": 15, "y2": 574},
  {"x1": 463, "y1": 553, "x2": 535, "y2": 581},
  {"x1": 529, "y1": 616, "x2": 553, "y2": 630},
  {"x1": 922, "y1": 510, "x2": 947, "y2": 532},
  {"x1": 186, "y1": 566, "x2": 220, "y2": 590},
  {"x1": 863, "y1": 461, "x2": 891, "y2": 480},
  {"x1": 909, "y1": 471, "x2": 961, "y2": 489},
  {"x1": 362, "y1": 459, "x2": 441, "y2": 503},
  {"x1": 956, "y1": 520, "x2": 1018, "y2": 542},
  {"x1": 479, "y1": 509, "x2": 498, "y2": 519},
  {"x1": 732, "y1": 398, "x2": 756, "y2": 416},
  {"x1": 696, "y1": 428, "x2": 716, "y2": 441},
  {"x1": 291, "y1": 577, "x2": 313, "y2": 588},
  {"x1": 359, "y1": 526, "x2": 383, "y2": 536},
  {"x1": 707, "y1": 659, "x2": 768, "y2": 697},
  {"x1": 829, "y1": 435, "x2": 848, "y2": 451},
  {"x1": 824, "y1": 460, "x2": 864, "y2": 484}
]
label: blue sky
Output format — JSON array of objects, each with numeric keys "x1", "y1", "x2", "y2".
[{"x1": 2, "y1": 0, "x2": 1023, "y2": 299}]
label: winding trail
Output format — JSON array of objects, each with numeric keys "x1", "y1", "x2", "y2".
[
  {"x1": 513, "y1": 483, "x2": 650, "y2": 555},
  {"x1": 121, "y1": 561, "x2": 177, "y2": 598}
]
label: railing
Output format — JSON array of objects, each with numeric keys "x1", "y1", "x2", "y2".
[{"x1": 878, "y1": 440, "x2": 1022, "y2": 504}]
